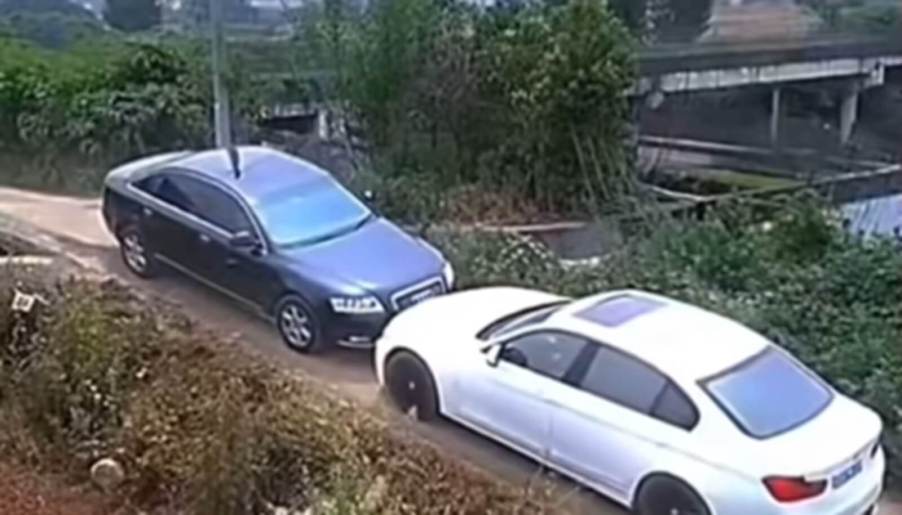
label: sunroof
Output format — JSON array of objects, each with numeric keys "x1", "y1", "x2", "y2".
[{"x1": 576, "y1": 294, "x2": 666, "y2": 327}]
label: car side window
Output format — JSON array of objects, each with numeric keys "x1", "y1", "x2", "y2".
[
  {"x1": 134, "y1": 175, "x2": 163, "y2": 195},
  {"x1": 651, "y1": 382, "x2": 699, "y2": 430},
  {"x1": 160, "y1": 175, "x2": 252, "y2": 234},
  {"x1": 579, "y1": 347, "x2": 667, "y2": 414},
  {"x1": 154, "y1": 175, "x2": 195, "y2": 213},
  {"x1": 500, "y1": 331, "x2": 587, "y2": 381}
]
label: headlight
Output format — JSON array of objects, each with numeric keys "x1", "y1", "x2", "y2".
[
  {"x1": 330, "y1": 295, "x2": 385, "y2": 314},
  {"x1": 442, "y1": 261, "x2": 455, "y2": 289}
]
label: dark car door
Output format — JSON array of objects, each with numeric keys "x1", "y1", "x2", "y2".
[
  {"x1": 133, "y1": 173, "x2": 200, "y2": 270},
  {"x1": 165, "y1": 176, "x2": 281, "y2": 311}
]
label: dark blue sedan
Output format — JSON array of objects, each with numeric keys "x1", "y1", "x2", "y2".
[{"x1": 101, "y1": 146, "x2": 454, "y2": 352}]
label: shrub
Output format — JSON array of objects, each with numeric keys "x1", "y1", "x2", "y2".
[{"x1": 0, "y1": 277, "x2": 547, "y2": 513}]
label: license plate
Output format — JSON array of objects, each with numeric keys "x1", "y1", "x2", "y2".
[{"x1": 831, "y1": 460, "x2": 863, "y2": 489}]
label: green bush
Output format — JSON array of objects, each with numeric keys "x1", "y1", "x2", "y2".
[
  {"x1": 0, "y1": 38, "x2": 210, "y2": 191},
  {"x1": 432, "y1": 199, "x2": 902, "y2": 481},
  {"x1": 0, "y1": 277, "x2": 547, "y2": 514}
]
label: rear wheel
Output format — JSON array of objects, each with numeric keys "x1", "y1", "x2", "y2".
[
  {"x1": 384, "y1": 351, "x2": 439, "y2": 421},
  {"x1": 275, "y1": 296, "x2": 325, "y2": 353},
  {"x1": 635, "y1": 476, "x2": 710, "y2": 515},
  {"x1": 118, "y1": 225, "x2": 158, "y2": 279}
]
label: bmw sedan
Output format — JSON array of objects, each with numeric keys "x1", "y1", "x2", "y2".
[
  {"x1": 101, "y1": 146, "x2": 454, "y2": 352},
  {"x1": 375, "y1": 288, "x2": 884, "y2": 515}
]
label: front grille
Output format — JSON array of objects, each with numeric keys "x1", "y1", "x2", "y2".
[{"x1": 392, "y1": 278, "x2": 445, "y2": 311}]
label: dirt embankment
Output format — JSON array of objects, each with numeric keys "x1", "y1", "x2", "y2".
[{"x1": 0, "y1": 464, "x2": 120, "y2": 515}]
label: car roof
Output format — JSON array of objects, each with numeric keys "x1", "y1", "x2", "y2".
[
  {"x1": 553, "y1": 290, "x2": 768, "y2": 382},
  {"x1": 165, "y1": 146, "x2": 336, "y2": 206}
]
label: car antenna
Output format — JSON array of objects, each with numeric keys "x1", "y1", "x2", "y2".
[{"x1": 227, "y1": 146, "x2": 241, "y2": 179}]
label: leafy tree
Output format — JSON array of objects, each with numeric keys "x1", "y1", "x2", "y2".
[{"x1": 104, "y1": 0, "x2": 162, "y2": 32}]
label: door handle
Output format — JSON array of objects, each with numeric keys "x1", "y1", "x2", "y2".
[
  {"x1": 225, "y1": 257, "x2": 239, "y2": 267},
  {"x1": 198, "y1": 233, "x2": 211, "y2": 244},
  {"x1": 142, "y1": 207, "x2": 154, "y2": 218}
]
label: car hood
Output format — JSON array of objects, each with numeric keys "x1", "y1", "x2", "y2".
[
  {"x1": 383, "y1": 287, "x2": 567, "y2": 342},
  {"x1": 282, "y1": 218, "x2": 444, "y2": 293}
]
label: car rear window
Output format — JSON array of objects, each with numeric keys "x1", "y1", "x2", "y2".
[{"x1": 704, "y1": 348, "x2": 832, "y2": 439}]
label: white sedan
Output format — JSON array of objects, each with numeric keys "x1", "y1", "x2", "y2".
[{"x1": 375, "y1": 287, "x2": 885, "y2": 515}]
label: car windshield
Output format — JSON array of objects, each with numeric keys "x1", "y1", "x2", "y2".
[
  {"x1": 254, "y1": 178, "x2": 372, "y2": 247},
  {"x1": 478, "y1": 301, "x2": 569, "y2": 340},
  {"x1": 704, "y1": 348, "x2": 832, "y2": 439}
]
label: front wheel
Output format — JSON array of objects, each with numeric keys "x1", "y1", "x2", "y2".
[
  {"x1": 635, "y1": 476, "x2": 710, "y2": 515},
  {"x1": 384, "y1": 351, "x2": 439, "y2": 421},
  {"x1": 275, "y1": 296, "x2": 326, "y2": 353}
]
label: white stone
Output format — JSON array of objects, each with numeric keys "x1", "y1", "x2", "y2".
[{"x1": 90, "y1": 458, "x2": 125, "y2": 492}]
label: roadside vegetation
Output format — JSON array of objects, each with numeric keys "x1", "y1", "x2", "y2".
[
  {"x1": 315, "y1": 0, "x2": 636, "y2": 220},
  {"x1": 0, "y1": 0, "x2": 636, "y2": 220},
  {"x1": 0, "y1": 273, "x2": 547, "y2": 514}
]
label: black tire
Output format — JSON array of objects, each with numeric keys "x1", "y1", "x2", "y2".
[
  {"x1": 635, "y1": 476, "x2": 710, "y2": 515},
  {"x1": 275, "y1": 295, "x2": 326, "y2": 353},
  {"x1": 384, "y1": 351, "x2": 439, "y2": 421},
  {"x1": 118, "y1": 224, "x2": 158, "y2": 279}
]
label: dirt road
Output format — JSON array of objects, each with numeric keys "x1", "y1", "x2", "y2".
[{"x1": 1, "y1": 185, "x2": 900, "y2": 515}]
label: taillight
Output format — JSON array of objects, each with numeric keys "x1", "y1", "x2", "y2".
[{"x1": 763, "y1": 476, "x2": 827, "y2": 503}]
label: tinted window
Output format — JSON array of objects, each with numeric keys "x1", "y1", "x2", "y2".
[
  {"x1": 154, "y1": 176, "x2": 194, "y2": 212},
  {"x1": 157, "y1": 175, "x2": 252, "y2": 234},
  {"x1": 501, "y1": 332, "x2": 586, "y2": 380},
  {"x1": 134, "y1": 175, "x2": 163, "y2": 195},
  {"x1": 652, "y1": 383, "x2": 699, "y2": 430},
  {"x1": 494, "y1": 304, "x2": 566, "y2": 338},
  {"x1": 478, "y1": 301, "x2": 569, "y2": 340},
  {"x1": 704, "y1": 348, "x2": 832, "y2": 438},
  {"x1": 580, "y1": 347, "x2": 667, "y2": 413},
  {"x1": 254, "y1": 177, "x2": 371, "y2": 247}
]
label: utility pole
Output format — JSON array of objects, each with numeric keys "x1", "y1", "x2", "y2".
[{"x1": 210, "y1": 0, "x2": 232, "y2": 148}]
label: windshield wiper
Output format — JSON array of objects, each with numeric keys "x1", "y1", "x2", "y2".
[{"x1": 282, "y1": 214, "x2": 373, "y2": 249}]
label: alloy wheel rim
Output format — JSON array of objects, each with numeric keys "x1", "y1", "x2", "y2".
[
  {"x1": 123, "y1": 233, "x2": 147, "y2": 273},
  {"x1": 280, "y1": 304, "x2": 312, "y2": 347}
]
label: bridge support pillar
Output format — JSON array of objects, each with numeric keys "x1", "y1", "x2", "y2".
[
  {"x1": 840, "y1": 83, "x2": 860, "y2": 146},
  {"x1": 770, "y1": 87, "x2": 782, "y2": 147}
]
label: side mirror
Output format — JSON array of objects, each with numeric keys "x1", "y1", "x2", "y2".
[
  {"x1": 363, "y1": 189, "x2": 375, "y2": 202},
  {"x1": 229, "y1": 230, "x2": 258, "y2": 250},
  {"x1": 484, "y1": 344, "x2": 502, "y2": 367}
]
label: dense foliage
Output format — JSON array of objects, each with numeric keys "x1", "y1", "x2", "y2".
[
  {"x1": 0, "y1": 38, "x2": 209, "y2": 190},
  {"x1": 0, "y1": 277, "x2": 547, "y2": 514},
  {"x1": 0, "y1": 33, "x2": 290, "y2": 192},
  {"x1": 309, "y1": 0, "x2": 636, "y2": 220},
  {"x1": 432, "y1": 198, "x2": 902, "y2": 480}
]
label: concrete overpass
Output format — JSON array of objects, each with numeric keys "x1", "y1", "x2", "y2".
[{"x1": 636, "y1": 36, "x2": 902, "y2": 145}]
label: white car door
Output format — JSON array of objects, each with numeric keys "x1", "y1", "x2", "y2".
[
  {"x1": 545, "y1": 344, "x2": 700, "y2": 501},
  {"x1": 453, "y1": 331, "x2": 589, "y2": 459}
]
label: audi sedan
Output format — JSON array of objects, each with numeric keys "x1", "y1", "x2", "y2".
[
  {"x1": 375, "y1": 288, "x2": 884, "y2": 515},
  {"x1": 101, "y1": 146, "x2": 453, "y2": 352}
]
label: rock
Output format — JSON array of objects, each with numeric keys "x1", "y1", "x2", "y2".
[{"x1": 90, "y1": 458, "x2": 125, "y2": 492}]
